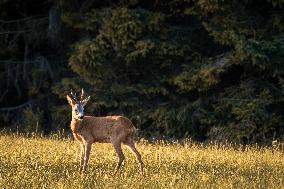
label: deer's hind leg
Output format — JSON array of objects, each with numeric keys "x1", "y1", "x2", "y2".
[
  {"x1": 111, "y1": 139, "x2": 125, "y2": 175},
  {"x1": 124, "y1": 138, "x2": 144, "y2": 175}
]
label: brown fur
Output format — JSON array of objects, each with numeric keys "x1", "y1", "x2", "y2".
[
  {"x1": 71, "y1": 116, "x2": 135, "y2": 143},
  {"x1": 67, "y1": 95, "x2": 144, "y2": 174}
]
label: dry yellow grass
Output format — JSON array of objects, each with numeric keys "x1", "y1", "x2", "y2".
[{"x1": 1, "y1": 133, "x2": 284, "y2": 189}]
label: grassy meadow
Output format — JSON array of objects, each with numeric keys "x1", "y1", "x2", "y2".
[{"x1": 1, "y1": 133, "x2": 284, "y2": 189}]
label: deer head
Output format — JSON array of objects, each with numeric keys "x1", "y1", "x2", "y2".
[{"x1": 67, "y1": 89, "x2": 90, "y2": 120}]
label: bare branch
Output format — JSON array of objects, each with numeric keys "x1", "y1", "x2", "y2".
[
  {"x1": 44, "y1": 59, "x2": 55, "y2": 82},
  {"x1": 0, "y1": 16, "x2": 47, "y2": 24},
  {"x1": 0, "y1": 60, "x2": 39, "y2": 64},
  {"x1": 0, "y1": 101, "x2": 32, "y2": 111},
  {"x1": 0, "y1": 90, "x2": 8, "y2": 102},
  {"x1": 0, "y1": 30, "x2": 32, "y2": 35}
]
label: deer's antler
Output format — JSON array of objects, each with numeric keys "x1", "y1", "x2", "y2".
[
  {"x1": 70, "y1": 90, "x2": 79, "y2": 103},
  {"x1": 80, "y1": 88, "x2": 85, "y2": 101}
]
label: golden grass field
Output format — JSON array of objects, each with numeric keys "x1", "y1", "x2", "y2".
[{"x1": 1, "y1": 133, "x2": 284, "y2": 189}]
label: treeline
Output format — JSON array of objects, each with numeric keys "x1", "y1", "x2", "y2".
[{"x1": 0, "y1": 0, "x2": 284, "y2": 144}]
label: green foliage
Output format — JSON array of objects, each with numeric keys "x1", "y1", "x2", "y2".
[
  {"x1": 208, "y1": 82, "x2": 284, "y2": 143},
  {"x1": 174, "y1": 63, "x2": 224, "y2": 92},
  {"x1": 1, "y1": 0, "x2": 284, "y2": 143},
  {"x1": 63, "y1": 7, "x2": 200, "y2": 138},
  {"x1": 23, "y1": 108, "x2": 43, "y2": 133},
  {"x1": 234, "y1": 37, "x2": 284, "y2": 76}
]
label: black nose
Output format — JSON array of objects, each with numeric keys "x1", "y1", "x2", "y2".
[{"x1": 79, "y1": 116, "x2": 84, "y2": 119}]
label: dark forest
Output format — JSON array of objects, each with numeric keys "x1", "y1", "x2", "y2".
[{"x1": 1, "y1": 0, "x2": 284, "y2": 144}]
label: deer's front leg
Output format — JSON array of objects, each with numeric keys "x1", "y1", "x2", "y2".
[
  {"x1": 82, "y1": 142, "x2": 92, "y2": 172},
  {"x1": 79, "y1": 143, "x2": 85, "y2": 173},
  {"x1": 112, "y1": 142, "x2": 125, "y2": 175}
]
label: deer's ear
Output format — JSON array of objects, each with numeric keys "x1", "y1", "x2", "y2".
[
  {"x1": 81, "y1": 96, "x2": 90, "y2": 107},
  {"x1": 66, "y1": 95, "x2": 75, "y2": 106}
]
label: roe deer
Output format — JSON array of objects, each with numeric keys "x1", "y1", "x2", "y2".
[{"x1": 66, "y1": 89, "x2": 144, "y2": 174}]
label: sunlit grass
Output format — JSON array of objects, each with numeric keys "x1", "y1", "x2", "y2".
[{"x1": 1, "y1": 133, "x2": 284, "y2": 188}]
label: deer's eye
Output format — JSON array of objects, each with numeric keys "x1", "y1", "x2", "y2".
[{"x1": 75, "y1": 110, "x2": 78, "y2": 114}]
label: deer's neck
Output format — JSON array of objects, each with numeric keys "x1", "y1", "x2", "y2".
[{"x1": 70, "y1": 118, "x2": 83, "y2": 133}]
